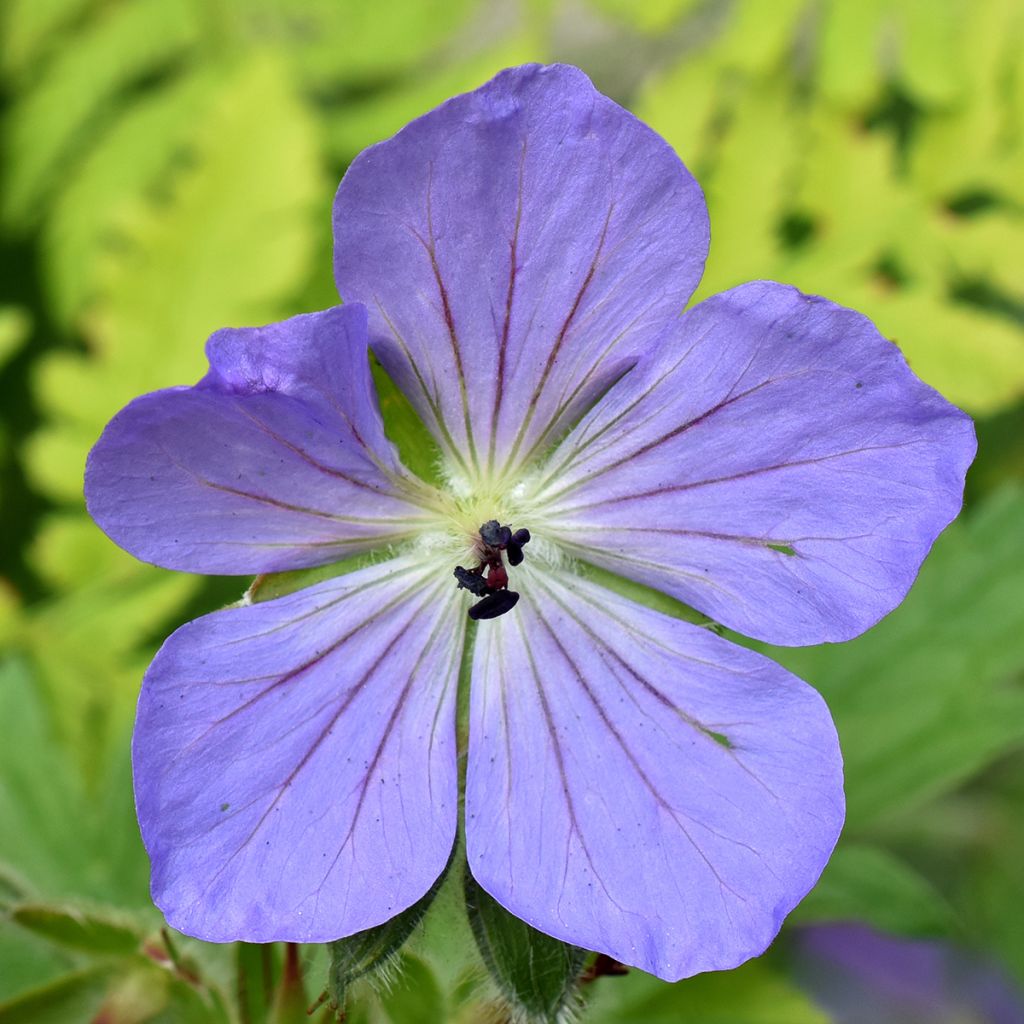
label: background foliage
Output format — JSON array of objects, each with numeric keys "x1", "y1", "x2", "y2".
[{"x1": 1, "y1": 0, "x2": 1022, "y2": 1020}]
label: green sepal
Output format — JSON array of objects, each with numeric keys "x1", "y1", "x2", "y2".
[
  {"x1": 370, "y1": 353, "x2": 444, "y2": 488},
  {"x1": 246, "y1": 551, "x2": 380, "y2": 604},
  {"x1": 327, "y1": 850, "x2": 453, "y2": 1008},
  {"x1": 464, "y1": 871, "x2": 587, "y2": 1023}
]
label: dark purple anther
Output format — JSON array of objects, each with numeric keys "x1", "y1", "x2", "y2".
[
  {"x1": 479, "y1": 520, "x2": 510, "y2": 548},
  {"x1": 506, "y1": 528, "x2": 530, "y2": 566},
  {"x1": 469, "y1": 589, "x2": 520, "y2": 620},
  {"x1": 454, "y1": 520, "x2": 533, "y2": 618},
  {"x1": 454, "y1": 566, "x2": 490, "y2": 596}
]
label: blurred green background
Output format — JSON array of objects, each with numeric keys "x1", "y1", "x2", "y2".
[{"x1": 1, "y1": 0, "x2": 1023, "y2": 1021}]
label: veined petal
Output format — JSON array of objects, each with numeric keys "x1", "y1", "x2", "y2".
[
  {"x1": 534, "y1": 282, "x2": 976, "y2": 645},
  {"x1": 86, "y1": 305, "x2": 434, "y2": 575},
  {"x1": 465, "y1": 569, "x2": 843, "y2": 981},
  {"x1": 332, "y1": 63, "x2": 709, "y2": 481},
  {"x1": 134, "y1": 557, "x2": 462, "y2": 942}
]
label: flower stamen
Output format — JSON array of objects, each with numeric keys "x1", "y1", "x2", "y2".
[{"x1": 453, "y1": 520, "x2": 532, "y2": 619}]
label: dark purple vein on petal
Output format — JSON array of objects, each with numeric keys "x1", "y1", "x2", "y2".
[
  {"x1": 487, "y1": 138, "x2": 527, "y2": 475},
  {"x1": 197, "y1": 581, "x2": 446, "y2": 895},
  {"x1": 500, "y1": 204, "x2": 614, "y2": 476},
  {"x1": 529, "y1": 599, "x2": 746, "y2": 901},
  {"x1": 537, "y1": 376, "x2": 785, "y2": 508},
  {"x1": 373, "y1": 297, "x2": 473, "y2": 480},
  {"x1": 178, "y1": 568, "x2": 433, "y2": 763},
  {"x1": 416, "y1": 161, "x2": 479, "y2": 474},
  {"x1": 552, "y1": 441, "x2": 930, "y2": 516},
  {"x1": 533, "y1": 324, "x2": 715, "y2": 491},
  {"x1": 156, "y1": 443, "x2": 418, "y2": 530},
  {"x1": 228, "y1": 398, "x2": 427, "y2": 503},
  {"x1": 536, "y1": 577, "x2": 783, "y2": 804},
  {"x1": 323, "y1": 581, "x2": 458, "y2": 886},
  {"x1": 515, "y1": 611, "x2": 631, "y2": 919}
]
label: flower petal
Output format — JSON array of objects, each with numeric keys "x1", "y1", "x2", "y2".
[
  {"x1": 465, "y1": 569, "x2": 843, "y2": 981},
  {"x1": 534, "y1": 282, "x2": 976, "y2": 645},
  {"x1": 332, "y1": 63, "x2": 709, "y2": 480},
  {"x1": 134, "y1": 557, "x2": 462, "y2": 942},
  {"x1": 86, "y1": 305, "x2": 433, "y2": 574}
]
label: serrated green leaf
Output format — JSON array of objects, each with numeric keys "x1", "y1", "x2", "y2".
[
  {"x1": 28, "y1": 52, "x2": 321, "y2": 508},
  {"x1": 817, "y1": 0, "x2": 887, "y2": 108},
  {"x1": 794, "y1": 843, "x2": 955, "y2": 937},
  {"x1": 717, "y1": 0, "x2": 808, "y2": 73},
  {"x1": 10, "y1": 902, "x2": 144, "y2": 956},
  {"x1": 465, "y1": 872, "x2": 586, "y2": 1024},
  {"x1": 760, "y1": 485, "x2": 1024, "y2": 829},
  {"x1": 692, "y1": 79, "x2": 799, "y2": 300},
  {"x1": 633, "y1": 50, "x2": 727, "y2": 181},
  {"x1": 892, "y1": 0, "x2": 967, "y2": 106},
  {"x1": 42, "y1": 67, "x2": 218, "y2": 325},
  {"x1": 0, "y1": 0, "x2": 96, "y2": 79},
  {"x1": 323, "y1": 32, "x2": 550, "y2": 162},
  {"x1": 1, "y1": 0, "x2": 200, "y2": 227},
  {"x1": 217, "y1": 0, "x2": 480, "y2": 89}
]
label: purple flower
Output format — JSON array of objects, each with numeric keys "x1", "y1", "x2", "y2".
[{"x1": 84, "y1": 65, "x2": 975, "y2": 981}]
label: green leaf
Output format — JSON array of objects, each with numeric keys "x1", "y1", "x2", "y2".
[
  {"x1": 323, "y1": 31, "x2": 550, "y2": 163},
  {"x1": 0, "y1": 657, "x2": 150, "y2": 907},
  {"x1": 268, "y1": 945, "x2": 309, "y2": 1024},
  {"x1": 149, "y1": 978, "x2": 231, "y2": 1024},
  {"x1": 217, "y1": 0, "x2": 480, "y2": 90},
  {"x1": 585, "y1": 959, "x2": 830, "y2": 1024},
  {"x1": 465, "y1": 872, "x2": 586, "y2": 1024},
  {"x1": 591, "y1": 0, "x2": 702, "y2": 34},
  {"x1": 41, "y1": 67, "x2": 217, "y2": 325},
  {"x1": 760, "y1": 485, "x2": 1024, "y2": 829},
  {"x1": 10, "y1": 903, "x2": 143, "y2": 956},
  {"x1": 27, "y1": 52, "x2": 321, "y2": 505},
  {"x1": 892, "y1": 0, "x2": 967, "y2": 106},
  {"x1": 816, "y1": 0, "x2": 887, "y2": 108},
  {"x1": 0, "y1": 968, "x2": 110, "y2": 1024},
  {"x1": 794, "y1": 842, "x2": 955, "y2": 937},
  {"x1": 12, "y1": 527, "x2": 196, "y2": 784},
  {"x1": 1, "y1": 0, "x2": 200, "y2": 227},
  {"x1": 377, "y1": 954, "x2": 446, "y2": 1024},
  {"x1": 0, "y1": 919, "x2": 71, "y2": 1005},
  {"x1": 0, "y1": 0, "x2": 96, "y2": 80},
  {"x1": 716, "y1": 0, "x2": 808, "y2": 74},
  {"x1": 0, "y1": 307, "x2": 30, "y2": 371}
]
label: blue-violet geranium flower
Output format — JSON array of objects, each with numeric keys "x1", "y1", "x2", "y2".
[{"x1": 84, "y1": 64, "x2": 975, "y2": 981}]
